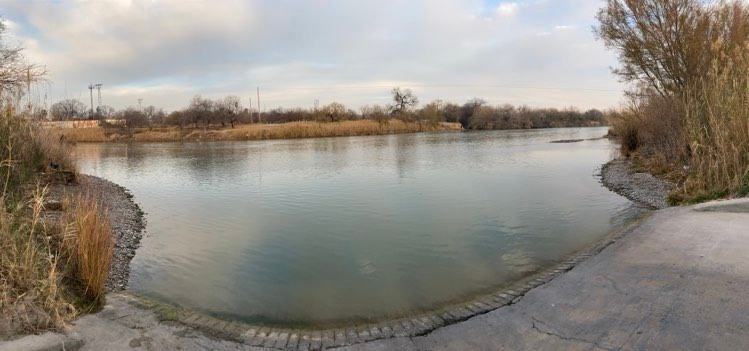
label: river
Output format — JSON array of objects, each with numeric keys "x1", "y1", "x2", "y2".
[{"x1": 75, "y1": 127, "x2": 643, "y2": 327}]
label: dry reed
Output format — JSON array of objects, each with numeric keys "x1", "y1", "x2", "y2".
[
  {"x1": 1, "y1": 112, "x2": 114, "y2": 337},
  {"x1": 64, "y1": 195, "x2": 113, "y2": 304},
  {"x1": 675, "y1": 48, "x2": 749, "y2": 202},
  {"x1": 0, "y1": 186, "x2": 75, "y2": 336},
  {"x1": 49, "y1": 120, "x2": 462, "y2": 143},
  {"x1": 49, "y1": 127, "x2": 108, "y2": 143}
]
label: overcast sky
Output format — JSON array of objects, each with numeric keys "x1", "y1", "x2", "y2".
[{"x1": 3, "y1": 0, "x2": 626, "y2": 112}]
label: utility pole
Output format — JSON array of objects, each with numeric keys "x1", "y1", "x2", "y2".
[
  {"x1": 257, "y1": 87, "x2": 261, "y2": 124},
  {"x1": 88, "y1": 84, "x2": 94, "y2": 119},
  {"x1": 94, "y1": 83, "x2": 102, "y2": 119},
  {"x1": 95, "y1": 84, "x2": 102, "y2": 106},
  {"x1": 248, "y1": 96, "x2": 253, "y2": 123}
]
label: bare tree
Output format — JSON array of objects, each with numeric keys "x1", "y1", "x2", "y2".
[
  {"x1": 216, "y1": 95, "x2": 242, "y2": 128},
  {"x1": 595, "y1": 0, "x2": 749, "y2": 97},
  {"x1": 118, "y1": 107, "x2": 149, "y2": 128},
  {"x1": 320, "y1": 102, "x2": 347, "y2": 122},
  {"x1": 388, "y1": 87, "x2": 418, "y2": 115},
  {"x1": 97, "y1": 105, "x2": 116, "y2": 119},
  {"x1": 0, "y1": 21, "x2": 46, "y2": 107},
  {"x1": 188, "y1": 95, "x2": 213, "y2": 129},
  {"x1": 359, "y1": 105, "x2": 372, "y2": 119},
  {"x1": 50, "y1": 99, "x2": 86, "y2": 120},
  {"x1": 418, "y1": 100, "x2": 445, "y2": 125}
]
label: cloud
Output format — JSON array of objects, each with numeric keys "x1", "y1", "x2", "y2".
[
  {"x1": 3, "y1": 0, "x2": 624, "y2": 111},
  {"x1": 496, "y1": 2, "x2": 519, "y2": 17}
]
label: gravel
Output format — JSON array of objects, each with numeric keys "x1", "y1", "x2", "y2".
[
  {"x1": 48, "y1": 175, "x2": 146, "y2": 291},
  {"x1": 600, "y1": 158, "x2": 676, "y2": 210}
]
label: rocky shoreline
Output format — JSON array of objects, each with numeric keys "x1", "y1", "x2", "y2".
[
  {"x1": 600, "y1": 157, "x2": 676, "y2": 210},
  {"x1": 48, "y1": 175, "x2": 146, "y2": 291}
]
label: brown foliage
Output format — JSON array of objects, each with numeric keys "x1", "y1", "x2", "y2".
[{"x1": 598, "y1": 0, "x2": 749, "y2": 202}]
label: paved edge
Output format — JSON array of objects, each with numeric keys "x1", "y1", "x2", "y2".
[
  {"x1": 111, "y1": 213, "x2": 650, "y2": 351},
  {"x1": 0, "y1": 332, "x2": 83, "y2": 351}
]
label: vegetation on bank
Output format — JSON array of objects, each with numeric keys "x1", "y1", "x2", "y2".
[
  {"x1": 597, "y1": 0, "x2": 749, "y2": 204},
  {"x1": 52, "y1": 119, "x2": 463, "y2": 143},
  {"x1": 48, "y1": 88, "x2": 607, "y2": 143},
  {"x1": 45, "y1": 87, "x2": 607, "y2": 138},
  {"x1": 0, "y1": 23, "x2": 113, "y2": 338}
]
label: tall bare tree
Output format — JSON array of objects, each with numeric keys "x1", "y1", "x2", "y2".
[
  {"x1": 388, "y1": 87, "x2": 418, "y2": 115},
  {"x1": 595, "y1": 0, "x2": 749, "y2": 97},
  {"x1": 50, "y1": 99, "x2": 86, "y2": 120},
  {"x1": 0, "y1": 20, "x2": 45, "y2": 108}
]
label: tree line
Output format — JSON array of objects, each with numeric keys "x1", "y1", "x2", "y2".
[{"x1": 45, "y1": 87, "x2": 607, "y2": 130}]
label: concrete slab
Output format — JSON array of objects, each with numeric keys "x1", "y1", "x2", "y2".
[{"x1": 0, "y1": 332, "x2": 82, "y2": 351}]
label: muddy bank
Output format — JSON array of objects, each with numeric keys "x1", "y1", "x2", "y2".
[
  {"x1": 600, "y1": 158, "x2": 675, "y2": 209},
  {"x1": 48, "y1": 175, "x2": 146, "y2": 291}
]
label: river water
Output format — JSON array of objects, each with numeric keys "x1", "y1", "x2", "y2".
[{"x1": 75, "y1": 127, "x2": 642, "y2": 327}]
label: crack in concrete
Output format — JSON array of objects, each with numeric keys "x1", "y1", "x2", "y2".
[{"x1": 530, "y1": 317, "x2": 616, "y2": 351}]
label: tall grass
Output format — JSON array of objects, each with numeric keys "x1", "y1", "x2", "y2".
[
  {"x1": 1, "y1": 112, "x2": 113, "y2": 336},
  {"x1": 49, "y1": 126, "x2": 107, "y2": 143},
  {"x1": 64, "y1": 195, "x2": 113, "y2": 304},
  {"x1": 220, "y1": 120, "x2": 460, "y2": 140},
  {"x1": 674, "y1": 49, "x2": 749, "y2": 202},
  {"x1": 0, "y1": 111, "x2": 74, "y2": 201},
  {"x1": 52, "y1": 119, "x2": 463, "y2": 143},
  {"x1": 0, "y1": 186, "x2": 74, "y2": 335},
  {"x1": 610, "y1": 61, "x2": 749, "y2": 202}
]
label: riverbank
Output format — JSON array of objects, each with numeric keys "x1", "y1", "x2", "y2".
[
  {"x1": 0, "y1": 173, "x2": 146, "y2": 342},
  {"x1": 46, "y1": 175, "x2": 146, "y2": 291},
  {"x1": 600, "y1": 157, "x2": 676, "y2": 209},
  {"x1": 50, "y1": 120, "x2": 463, "y2": 143}
]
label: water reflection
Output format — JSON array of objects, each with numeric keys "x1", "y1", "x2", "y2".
[{"x1": 75, "y1": 127, "x2": 644, "y2": 327}]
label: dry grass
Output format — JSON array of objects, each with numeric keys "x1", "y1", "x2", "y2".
[
  {"x1": 217, "y1": 120, "x2": 460, "y2": 140},
  {"x1": 132, "y1": 129, "x2": 183, "y2": 142},
  {"x1": 673, "y1": 49, "x2": 749, "y2": 203},
  {"x1": 47, "y1": 120, "x2": 463, "y2": 143},
  {"x1": 610, "y1": 50, "x2": 749, "y2": 204},
  {"x1": 608, "y1": 91, "x2": 691, "y2": 183},
  {"x1": 64, "y1": 195, "x2": 113, "y2": 304},
  {"x1": 0, "y1": 186, "x2": 75, "y2": 336},
  {"x1": 1, "y1": 112, "x2": 113, "y2": 337},
  {"x1": 48, "y1": 126, "x2": 108, "y2": 143}
]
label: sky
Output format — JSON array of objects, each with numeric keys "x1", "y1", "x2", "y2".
[{"x1": 2, "y1": 0, "x2": 626, "y2": 113}]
